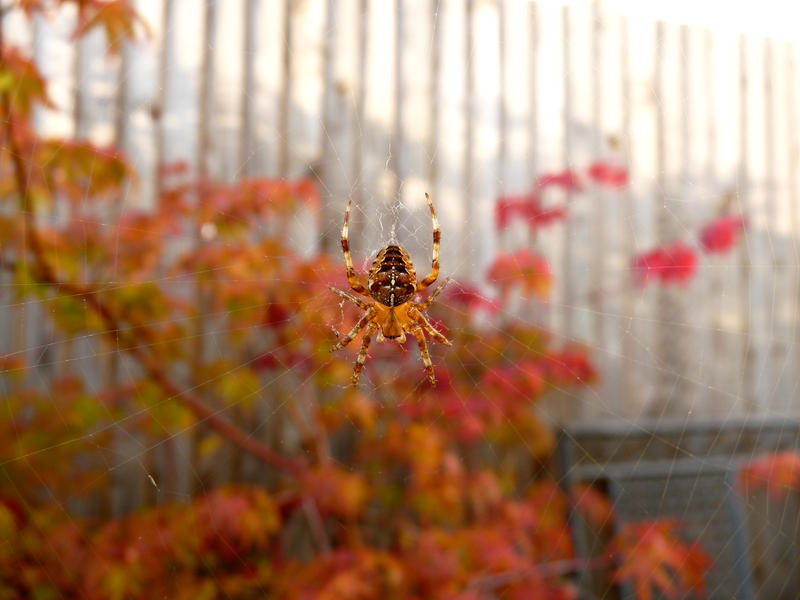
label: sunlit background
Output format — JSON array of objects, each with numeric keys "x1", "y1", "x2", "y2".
[{"x1": 3, "y1": 1, "x2": 800, "y2": 598}]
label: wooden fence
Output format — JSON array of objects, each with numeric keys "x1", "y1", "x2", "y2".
[{"x1": 3, "y1": 0, "x2": 800, "y2": 428}]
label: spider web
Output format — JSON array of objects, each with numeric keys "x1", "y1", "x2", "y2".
[{"x1": 3, "y1": 0, "x2": 800, "y2": 598}]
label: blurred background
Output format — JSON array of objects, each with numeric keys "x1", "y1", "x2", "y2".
[
  {"x1": 3, "y1": 0, "x2": 800, "y2": 598},
  {"x1": 9, "y1": 0, "x2": 800, "y2": 417}
]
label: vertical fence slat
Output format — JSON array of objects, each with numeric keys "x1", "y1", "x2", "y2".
[
  {"x1": 278, "y1": 0, "x2": 292, "y2": 178},
  {"x1": 497, "y1": 0, "x2": 506, "y2": 202},
  {"x1": 560, "y1": 4, "x2": 574, "y2": 339},
  {"x1": 154, "y1": 0, "x2": 172, "y2": 196},
  {"x1": 461, "y1": 0, "x2": 474, "y2": 278},
  {"x1": 619, "y1": 14, "x2": 638, "y2": 412},
  {"x1": 590, "y1": 0, "x2": 604, "y2": 351},
  {"x1": 427, "y1": 0, "x2": 440, "y2": 205},
  {"x1": 788, "y1": 45, "x2": 800, "y2": 409},
  {"x1": 737, "y1": 34, "x2": 756, "y2": 411},
  {"x1": 239, "y1": 0, "x2": 255, "y2": 176}
]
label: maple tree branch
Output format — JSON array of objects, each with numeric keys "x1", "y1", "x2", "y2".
[
  {"x1": 1, "y1": 99, "x2": 305, "y2": 478},
  {"x1": 467, "y1": 555, "x2": 611, "y2": 592},
  {"x1": 302, "y1": 496, "x2": 331, "y2": 554}
]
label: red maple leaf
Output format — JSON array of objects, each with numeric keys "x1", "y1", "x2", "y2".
[
  {"x1": 496, "y1": 193, "x2": 567, "y2": 232},
  {"x1": 698, "y1": 214, "x2": 746, "y2": 254},
  {"x1": 536, "y1": 170, "x2": 582, "y2": 192},
  {"x1": 488, "y1": 250, "x2": 553, "y2": 299},
  {"x1": 587, "y1": 161, "x2": 628, "y2": 188},
  {"x1": 571, "y1": 483, "x2": 614, "y2": 532},
  {"x1": 445, "y1": 282, "x2": 502, "y2": 316},
  {"x1": 610, "y1": 519, "x2": 711, "y2": 600},
  {"x1": 632, "y1": 242, "x2": 698, "y2": 287},
  {"x1": 738, "y1": 451, "x2": 800, "y2": 500}
]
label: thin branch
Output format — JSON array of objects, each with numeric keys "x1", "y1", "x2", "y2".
[
  {"x1": 1, "y1": 99, "x2": 305, "y2": 477},
  {"x1": 302, "y1": 496, "x2": 331, "y2": 554},
  {"x1": 467, "y1": 555, "x2": 611, "y2": 592}
]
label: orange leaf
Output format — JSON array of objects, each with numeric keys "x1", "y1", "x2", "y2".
[
  {"x1": 738, "y1": 451, "x2": 800, "y2": 500},
  {"x1": 609, "y1": 519, "x2": 711, "y2": 600},
  {"x1": 74, "y1": 0, "x2": 151, "y2": 54}
]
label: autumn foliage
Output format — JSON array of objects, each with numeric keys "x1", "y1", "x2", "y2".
[{"x1": 0, "y1": 2, "x2": 745, "y2": 599}]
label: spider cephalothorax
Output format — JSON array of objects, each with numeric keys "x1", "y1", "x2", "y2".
[{"x1": 330, "y1": 193, "x2": 451, "y2": 386}]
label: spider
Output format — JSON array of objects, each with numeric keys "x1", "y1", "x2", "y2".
[{"x1": 329, "y1": 193, "x2": 451, "y2": 386}]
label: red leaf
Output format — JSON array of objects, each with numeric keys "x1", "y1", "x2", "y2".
[
  {"x1": 535, "y1": 170, "x2": 582, "y2": 192},
  {"x1": 540, "y1": 349, "x2": 597, "y2": 385},
  {"x1": 300, "y1": 465, "x2": 369, "y2": 519},
  {"x1": 571, "y1": 483, "x2": 614, "y2": 532},
  {"x1": 632, "y1": 242, "x2": 698, "y2": 287},
  {"x1": 496, "y1": 193, "x2": 567, "y2": 233},
  {"x1": 610, "y1": 519, "x2": 712, "y2": 600},
  {"x1": 587, "y1": 161, "x2": 628, "y2": 188},
  {"x1": 699, "y1": 214, "x2": 746, "y2": 254},
  {"x1": 445, "y1": 282, "x2": 502, "y2": 315},
  {"x1": 738, "y1": 451, "x2": 800, "y2": 500},
  {"x1": 74, "y1": 0, "x2": 151, "y2": 54},
  {"x1": 488, "y1": 250, "x2": 553, "y2": 299}
]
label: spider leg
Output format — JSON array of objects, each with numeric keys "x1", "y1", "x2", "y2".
[
  {"x1": 329, "y1": 286, "x2": 369, "y2": 309},
  {"x1": 415, "y1": 193, "x2": 440, "y2": 291},
  {"x1": 352, "y1": 322, "x2": 378, "y2": 385},
  {"x1": 410, "y1": 325, "x2": 437, "y2": 386},
  {"x1": 409, "y1": 307, "x2": 452, "y2": 346},
  {"x1": 416, "y1": 277, "x2": 451, "y2": 310},
  {"x1": 341, "y1": 198, "x2": 368, "y2": 294},
  {"x1": 330, "y1": 307, "x2": 374, "y2": 352}
]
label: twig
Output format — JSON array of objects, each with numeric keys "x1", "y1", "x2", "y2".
[
  {"x1": 302, "y1": 496, "x2": 331, "y2": 554},
  {"x1": 1, "y1": 90, "x2": 305, "y2": 478},
  {"x1": 467, "y1": 555, "x2": 611, "y2": 592}
]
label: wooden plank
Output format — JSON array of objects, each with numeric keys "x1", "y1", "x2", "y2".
[
  {"x1": 787, "y1": 44, "x2": 800, "y2": 412},
  {"x1": 618, "y1": 14, "x2": 639, "y2": 415},
  {"x1": 461, "y1": 0, "x2": 474, "y2": 278},
  {"x1": 278, "y1": 0, "x2": 292, "y2": 178},
  {"x1": 497, "y1": 0, "x2": 506, "y2": 203},
  {"x1": 162, "y1": 0, "x2": 203, "y2": 171},
  {"x1": 743, "y1": 34, "x2": 769, "y2": 413},
  {"x1": 239, "y1": 0, "x2": 256, "y2": 176},
  {"x1": 559, "y1": 4, "x2": 574, "y2": 339},
  {"x1": 153, "y1": 0, "x2": 173, "y2": 196},
  {"x1": 762, "y1": 37, "x2": 782, "y2": 411},
  {"x1": 250, "y1": 0, "x2": 285, "y2": 176},
  {"x1": 768, "y1": 39, "x2": 796, "y2": 412},
  {"x1": 499, "y1": 0, "x2": 534, "y2": 255},
  {"x1": 207, "y1": 0, "x2": 246, "y2": 181},
  {"x1": 470, "y1": 0, "x2": 499, "y2": 278},
  {"x1": 527, "y1": 0, "x2": 539, "y2": 196},
  {"x1": 286, "y1": 0, "x2": 325, "y2": 179},
  {"x1": 432, "y1": 0, "x2": 465, "y2": 277},
  {"x1": 360, "y1": 0, "x2": 396, "y2": 254},
  {"x1": 589, "y1": 0, "x2": 605, "y2": 354},
  {"x1": 709, "y1": 28, "x2": 746, "y2": 412},
  {"x1": 652, "y1": 20, "x2": 691, "y2": 415},
  {"x1": 350, "y1": 0, "x2": 368, "y2": 234},
  {"x1": 399, "y1": 0, "x2": 438, "y2": 271},
  {"x1": 738, "y1": 34, "x2": 757, "y2": 411}
]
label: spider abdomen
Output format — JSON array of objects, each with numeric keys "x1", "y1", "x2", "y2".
[{"x1": 368, "y1": 244, "x2": 417, "y2": 307}]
